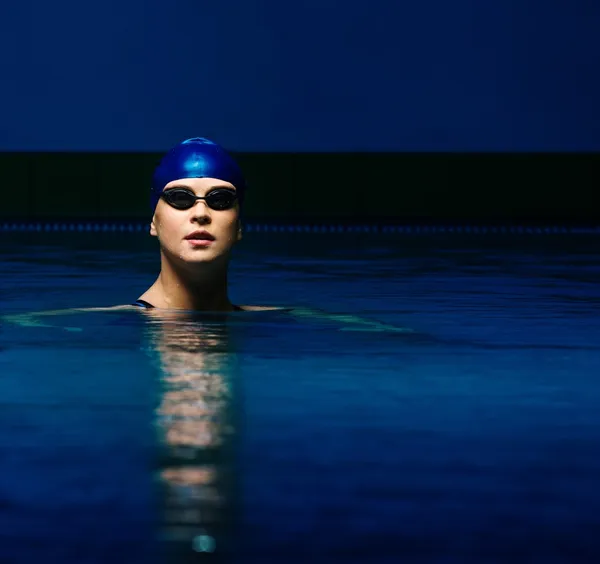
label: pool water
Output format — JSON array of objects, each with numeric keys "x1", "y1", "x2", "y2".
[{"x1": 1, "y1": 231, "x2": 600, "y2": 563}]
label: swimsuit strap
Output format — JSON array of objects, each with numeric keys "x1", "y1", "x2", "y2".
[{"x1": 133, "y1": 299, "x2": 155, "y2": 308}]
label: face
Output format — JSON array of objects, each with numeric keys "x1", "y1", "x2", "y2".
[{"x1": 150, "y1": 177, "x2": 242, "y2": 265}]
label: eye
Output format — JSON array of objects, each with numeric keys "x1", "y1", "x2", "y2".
[
  {"x1": 207, "y1": 189, "x2": 236, "y2": 209},
  {"x1": 165, "y1": 189, "x2": 195, "y2": 207}
]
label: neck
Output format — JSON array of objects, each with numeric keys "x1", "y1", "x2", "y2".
[{"x1": 149, "y1": 253, "x2": 235, "y2": 312}]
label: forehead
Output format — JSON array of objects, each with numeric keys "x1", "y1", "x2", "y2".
[{"x1": 163, "y1": 177, "x2": 236, "y2": 192}]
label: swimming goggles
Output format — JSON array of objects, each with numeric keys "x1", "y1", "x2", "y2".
[{"x1": 160, "y1": 188, "x2": 238, "y2": 211}]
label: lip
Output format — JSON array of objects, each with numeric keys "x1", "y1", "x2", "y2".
[
  {"x1": 184, "y1": 230, "x2": 215, "y2": 241},
  {"x1": 187, "y1": 238, "x2": 214, "y2": 247}
]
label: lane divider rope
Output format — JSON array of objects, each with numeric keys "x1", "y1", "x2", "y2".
[{"x1": 0, "y1": 222, "x2": 598, "y2": 234}]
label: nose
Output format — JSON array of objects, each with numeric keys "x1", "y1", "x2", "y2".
[{"x1": 191, "y1": 201, "x2": 211, "y2": 224}]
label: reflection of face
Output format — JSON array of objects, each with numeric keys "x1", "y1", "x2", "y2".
[
  {"x1": 147, "y1": 314, "x2": 237, "y2": 555},
  {"x1": 152, "y1": 317, "x2": 234, "y2": 450},
  {"x1": 150, "y1": 177, "x2": 242, "y2": 265}
]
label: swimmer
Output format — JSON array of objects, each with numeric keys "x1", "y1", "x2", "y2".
[
  {"x1": 2, "y1": 137, "x2": 412, "y2": 332},
  {"x1": 133, "y1": 136, "x2": 278, "y2": 312}
]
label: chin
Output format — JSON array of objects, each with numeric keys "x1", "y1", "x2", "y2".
[
  {"x1": 182, "y1": 252, "x2": 219, "y2": 263},
  {"x1": 183, "y1": 249, "x2": 231, "y2": 265}
]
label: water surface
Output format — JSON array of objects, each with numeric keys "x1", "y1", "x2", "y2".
[{"x1": 1, "y1": 231, "x2": 599, "y2": 563}]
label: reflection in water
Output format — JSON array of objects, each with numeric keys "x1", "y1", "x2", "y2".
[{"x1": 145, "y1": 310, "x2": 240, "y2": 562}]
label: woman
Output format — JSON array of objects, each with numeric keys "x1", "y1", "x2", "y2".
[{"x1": 133, "y1": 136, "x2": 280, "y2": 313}]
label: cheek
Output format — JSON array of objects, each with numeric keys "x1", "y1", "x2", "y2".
[
  {"x1": 155, "y1": 210, "x2": 183, "y2": 244},
  {"x1": 222, "y1": 216, "x2": 240, "y2": 242}
]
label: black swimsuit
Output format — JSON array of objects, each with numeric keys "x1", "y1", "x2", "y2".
[{"x1": 132, "y1": 299, "x2": 244, "y2": 311}]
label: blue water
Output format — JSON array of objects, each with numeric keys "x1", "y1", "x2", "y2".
[{"x1": 1, "y1": 231, "x2": 600, "y2": 563}]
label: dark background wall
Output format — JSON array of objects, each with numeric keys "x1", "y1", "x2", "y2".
[
  {"x1": 0, "y1": 153, "x2": 596, "y2": 223},
  {"x1": 0, "y1": 1, "x2": 598, "y2": 221}
]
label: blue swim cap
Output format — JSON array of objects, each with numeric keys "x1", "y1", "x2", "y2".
[{"x1": 151, "y1": 137, "x2": 246, "y2": 211}]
